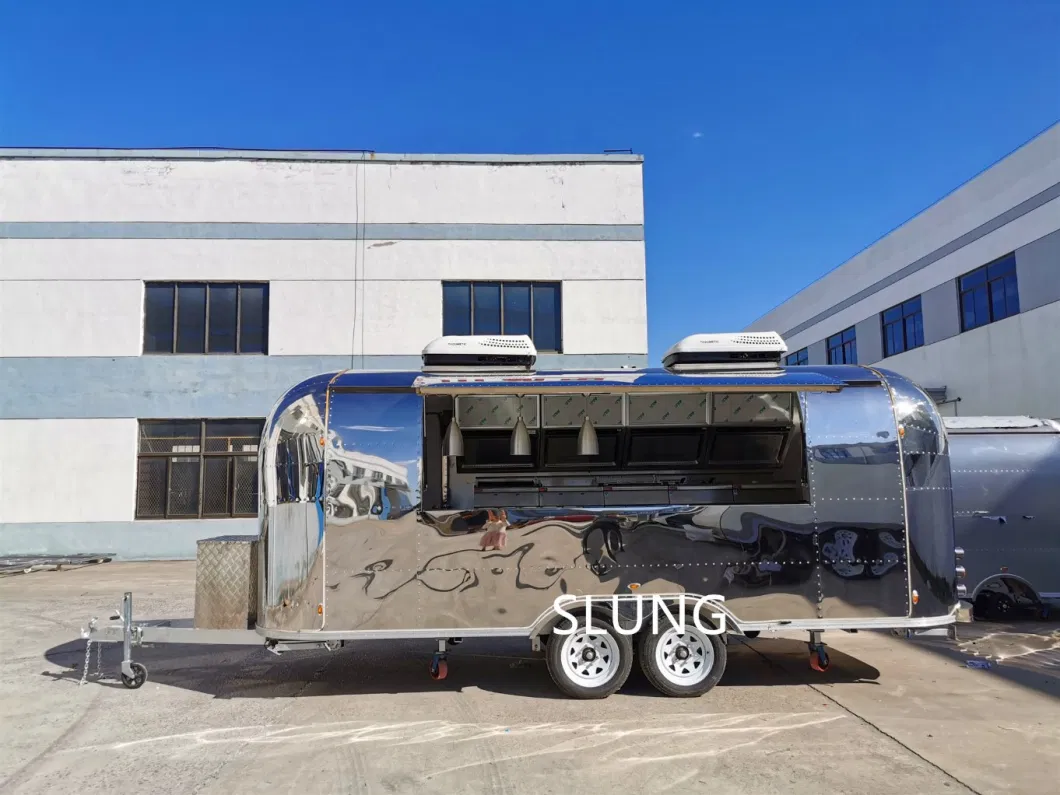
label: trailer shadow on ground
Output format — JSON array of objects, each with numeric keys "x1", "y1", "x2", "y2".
[
  {"x1": 41, "y1": 635, "x2": 880, "y2": 700},
  {"x1": 901, "y1": 617, "x2": 1060, "y2": 701}
]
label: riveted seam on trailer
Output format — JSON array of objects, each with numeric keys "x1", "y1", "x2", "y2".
[
  {"x1": 314, "y1": 369, "x2": 349, "y2": 632},
  {"x1": 898, "y1": 423, "x2": 943, "y2": 433},
  {"x1": 866, "y1": 365, "x2": 917, "y2": 619},
  {"x1": 812, "y1": 433, "x2": 907, "y2": 442},
  {"x1": 801, "y1": 392, "x2": 824, "y2": 620},
  {"x1": 355, "y1": 558, "x2": 898, "y2": 575},
  {"x1": 952, "y1": 469, "x2": 1035, "y2": 474},
  {"x1": 817, "y1": 496, "x2": 903, "y2": 501}
]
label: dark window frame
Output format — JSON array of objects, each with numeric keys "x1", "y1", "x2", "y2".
[
  {"x1": 958, "y1": 254, "x2": 1020, "y2": 332},
  {"x1": 143, "y1": 281, "x2": 270, "y2": 355},
  {"x1": 442, "y1": 280, "x2": 563, "y2": 352},
  {"x1": 454, "y1": 424, "x2": 792, "y2": 474},
  {"x1": 707, "y1": 427, "x2": 788, "y2": 466},
  {"x1": 785, "y1": 348, "x2": 808, "y2": 366},
  {"x1": 826, "y1": 327, "x2": 857, "y2": 364},
  {"x1": 880, "y1": 295, "x2": 924, "y2": 357},
  {"x1": 135, "y1": 418, "x2": 264, "y2": 520}
]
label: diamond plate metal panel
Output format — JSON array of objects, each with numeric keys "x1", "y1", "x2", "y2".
[
  {"x1": 712, "y1": 392, "x2": 793, "y2": 424},
  {"x1": 541, "y1": 393, "x2": 625, "y2": 428},
  {"x1": 194, "y1": 535, "x2": 259, "y2": 630},
  {"x1": 628, "y1": 393, "x2": 707, "y2": 425},
  {"x1": 456, "y1": 395, "x2": 539, "y2": 429}
]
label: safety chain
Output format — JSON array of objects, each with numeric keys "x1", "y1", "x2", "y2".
[
  {"x1": 78, "y1": 638, "x2": 103, "y2": 686},
  {"x1": 77, "y1": 640, "x2": 101, "y2": 686},
  {"x1": 78, "y1": 639, "x2": 92, "y2": 686}
]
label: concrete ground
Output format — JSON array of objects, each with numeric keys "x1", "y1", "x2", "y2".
[{"x1": 1, "y1": 563, "x2": 1058, "y2": 795}]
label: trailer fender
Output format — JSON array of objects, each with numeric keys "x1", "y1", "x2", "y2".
[{"x1": 971, "y1": 573, "x2": 1039, "y2": 603}]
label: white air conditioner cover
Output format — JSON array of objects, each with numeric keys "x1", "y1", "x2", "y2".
[
  {"x1": 422, "y1": 335, "x2": 537, "y2": 358},
  {"x1": 663, "y1": 332, "x2": 788, "y2": 359}
]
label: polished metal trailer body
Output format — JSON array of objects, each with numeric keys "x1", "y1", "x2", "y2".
[
  {"x1": 944, "y1": 415, "x2": 1060, "y2": 618},
  {"x1": 82, "y1": 357, "x2": 963, "y2": 696},
  {"x1": 258, "y1": 364, "x2": 959, "y2": 639}
]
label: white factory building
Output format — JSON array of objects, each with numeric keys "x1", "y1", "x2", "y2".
[
  {"x1": 0, "y1": 148, "x2": 648, "y2": 558},
  {"x1": 747, "y1": 122, "x2": 1060, "y2": 419}
]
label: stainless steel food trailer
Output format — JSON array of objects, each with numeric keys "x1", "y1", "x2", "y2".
[
  {"x1": 81, "y1": 333, "x2": 964, "y2": 699},
  {"x1": 944, "y1": 415, "x2": 1060, "y2": 620}
]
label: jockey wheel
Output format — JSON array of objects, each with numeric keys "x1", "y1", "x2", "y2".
[
  {"x1": 430, "y1": 639, "x2": 449, "y2": 681},
  {"x1": 807, "y1": 631, "x2": 830, "y2": 672}
]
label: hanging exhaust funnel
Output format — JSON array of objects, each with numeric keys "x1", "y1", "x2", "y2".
[
  {"x1": 443, "y1": 419, "x2": 464, "y2": 457},
  {"x1": 577, "y1": 415, "x2": 599, "y2": 456},
  {"x1": 510, "y1": 416, "x2": 532, "y2": 456}
]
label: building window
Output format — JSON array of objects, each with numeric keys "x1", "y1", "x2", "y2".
[
  {"x1": 135, "y1": 419, "x2": 264, "y2": 519},
  {"x1": 959, "y1": 254, "x2": 1019, "y2": 332},
  {"x1": 785, "y1": 348, "x2": 808, "y2": 366},
  {"x1": 144, "y1": 282, "x2": 269, "y2": 354},
  {"x1": 881, "y1": 296, "x2": 924, "y2": 357},
  {"x1": 827, "y1": 327, "x2": 857, "y2": 364},
  {"x1": 442, "y1": 281, "x2": 562, "y2": 351}
]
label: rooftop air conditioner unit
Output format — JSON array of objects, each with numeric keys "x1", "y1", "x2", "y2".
[
  {"x1": 421, "y1": 335, "x2": 537, "y2": 374},
  {"x1": 662, "y1": 332, "x2": 787, "y2": 372}
]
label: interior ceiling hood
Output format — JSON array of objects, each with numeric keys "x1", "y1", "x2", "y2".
[{"x1": 663, "y1": 332, "x2": 787, "y2": 372}]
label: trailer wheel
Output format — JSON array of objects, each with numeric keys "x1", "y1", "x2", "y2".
[
  {"x1": 637, "y1": 624, "x2": 726, "y2": 698},
  {"x1": 809, "y1": 648, "x2": 830, "y2": 672},
  {"x1": 976, "y1": 591, "x2": 1016, "y2": 621},
  {"x1": 429, "y1": 655, "x2": 448, "y2": 681},
  {"x1": 546, "y1": 617, "x2": 632, "y2": 699},
  {"x1": 991, "y1": 593, "x2": 1015, "y2": 620},
  {"x1": 121, "y1": 662, "x2": 148, "y2": 690}
]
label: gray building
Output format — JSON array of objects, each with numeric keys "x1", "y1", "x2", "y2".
[{"x1": 747, "y1": 123, "x2": 1060, "y2": 418}]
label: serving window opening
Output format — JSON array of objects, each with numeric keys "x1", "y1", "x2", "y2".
[{"x1": 420, "y1": 391, "x2": 809, "y2": 511}]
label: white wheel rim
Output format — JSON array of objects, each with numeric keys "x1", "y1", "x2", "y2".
[
  {"x1": 654, "y1": 627, "x2": 714, "y2": 686},
  {"x1": 559, "y1": 628, "x2": 621, "y2": 688}
]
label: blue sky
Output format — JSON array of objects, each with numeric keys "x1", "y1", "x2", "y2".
[{"x1": 2, "y1": 1, "x2": 1058, "y2": 363}]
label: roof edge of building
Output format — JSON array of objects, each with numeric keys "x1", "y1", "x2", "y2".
[
  {"x1": 744, "y1": 119, "x2": 1060, "y2": 331},
  {"x1": 0, "y1": 147, "x2": 644, "y2": 164}
]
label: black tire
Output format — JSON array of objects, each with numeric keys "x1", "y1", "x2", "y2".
[
  {"x1": 637, "y1": 623, "x2": 727, "y2": 698},
  {"x1": 743, "y1": 630, "x2": 760, "y2": 639},
  {"x1": 973, "y1": 592, "x2": 994, "y2": 620},
  {"x1": 121, "y1": 662, "x2": 148, "y2": 689},
  {"x1": 545, "y1": 615, "x2": 633, "y2": 699},
  {"x1": 976, "y1": 591, "x2": 1016, "y2": 621}
]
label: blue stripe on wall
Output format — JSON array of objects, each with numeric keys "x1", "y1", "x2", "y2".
[
  {"x1": 0, "y1": 353, "x2": 649, "y2": 419},
  {"x1": 0, "y1": 519, "x2": 258, "y2": 560}
]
